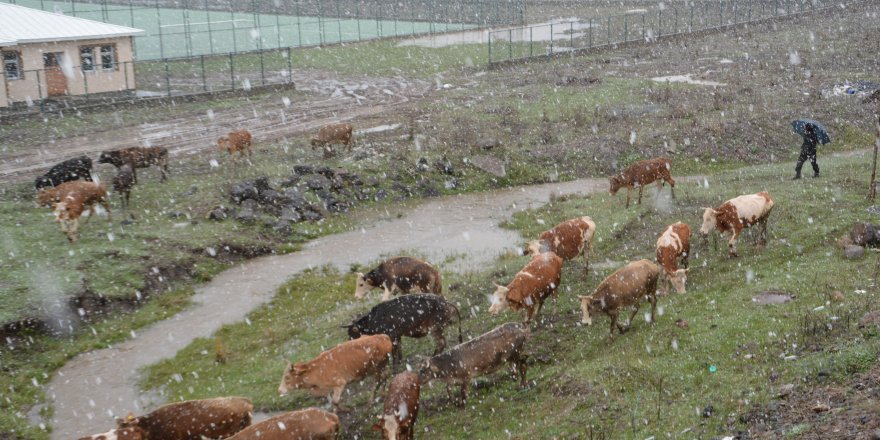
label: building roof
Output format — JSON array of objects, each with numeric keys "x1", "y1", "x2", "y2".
[{"x1": 0, "y1": 3, "x2": 143, "y2": 46}]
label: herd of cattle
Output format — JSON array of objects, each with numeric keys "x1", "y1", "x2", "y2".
[
  {"x1": 70, "y1": 154, "x2": 777, "y2": 439},
  {"x1": 31, "y1": 122, "x2": 356, "y2": 243}
]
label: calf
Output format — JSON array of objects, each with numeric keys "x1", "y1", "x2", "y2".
[
  {"x1": 699, "y1": 191, "x2": 774, "y2": 257},
  {"x1": 112, "y1": 164, "x2": 135, "y2": 210},
  {"x1": 579, "y1": 259, "x2": 660, "y2": 342},
  {"x1": 345, "y1": 294, "x2": 462, "y2": 370},
  {"x1": 418, "y1": 322, "x2": 529, "y2": 405},
  {"x1": 373, "y1": 372, "x2": 420, "y2": 440},
  {"x1": 310, "y1": 122, "x2": 354, "y2": 156},
  {"x1": 218, "y1": 128, "x2": 253, "y2": 161},
  {"x1": 525, "y1": 216, "x2": 596, "y2": 274},
  {"x1": 99, "y1": 146, "x2": 169, "y2": 182},
  {"x1": 77, "y1": 396, "x2": 253, "y2": 440},
  {"x1": 608, "y1": 157, "x2": 675, "y2": 208},
  {"x1": 226, "y1": 408, "x2": 338, "y2": 440},
  {"x1": 34, "y1": 156, "x2": 93, "y2": 189},
  {"x1": 488, "y1": 252, "x2": 563, "y2": 324},
  {"x1": 656, "y1": 222, "x2": 690, "y2": 294},
  {"x1": 278, "y1": 334, "x2": 392, "y2": 407},
  {"x1": 355, "y1": 256, "x2": 442, "y2": 301},
  {"x1": 52, "y1": 182, "x2": 111, "y2": 243}
]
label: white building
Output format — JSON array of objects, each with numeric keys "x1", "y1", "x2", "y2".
[{"x1": 0, "y1": 3, "x2": 143, "y2": 108}]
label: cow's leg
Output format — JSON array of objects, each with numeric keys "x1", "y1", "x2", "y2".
[
  {"x1": 624, "y1": 304, "x2": 641, "y2": 332},
  {"x1": 667, "y1": 176, "x2": 676, "y2": 199},
  {"x1": 67, "y1": 219, "x2": 80, "y2": 243},
  {"x1": 638, "y1": 186, "x2": 644, "y2": 205},
  {"x1": 625, "y1": 189, "x2": 631, "y2": 209},
  {"x1": 381, "y1": 284, "x2": 393, "y2": 301},
  {"x1": 582, "y1": 241, "x2": 592, "y2": 276},
  {"x1": 608, "y1": 312, "x2": 619, "y2": 342},
  {"x1": 649, "y1": 291, "x2": 657, "y2": 326},
  {"x1": 391, "y1": 343, "x2": 402, "y2": 372},
  {"x1": 83, "y1": 206, "x2": 95, "y2": 224},
  {"x1": 511, "y1": 352, "x2": 529, "y2": 388},
  {"x1": 431, "y1": 329, "x2": 447, "y2": 356},
  {"x1": 728, "y1": 229, "x2": 741, "y2": 258},
  {"x1": 759, "y1": 219, "x2": 769, "y2": 246},
  {"x1": 330, "y1": 386, "x2": 346, "y2": 409},
  {"x1": 457, "y1": 381, "x2": 468, "y2": 406}
]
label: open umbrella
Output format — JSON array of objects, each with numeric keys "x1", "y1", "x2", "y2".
[{"x1": 791, "y1": 118, "x2": 831, "y2": 145}]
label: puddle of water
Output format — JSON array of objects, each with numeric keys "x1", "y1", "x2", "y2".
[
  {"x1": 752, "y1": 290, "x2": 794, "y2": 305},
  {"x1": 651, "y1": 74, "x2": 726, "y2": 87},
  {"x1": 355, "y1": 123, "x2": 402, "y2": 135},
  {"x1": 396, "y1": 17, "x2": 594, "y2": 48}
]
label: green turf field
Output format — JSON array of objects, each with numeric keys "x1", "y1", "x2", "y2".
[{"x1": 5, "y1": 0, "x2": 475, "y2": 60}]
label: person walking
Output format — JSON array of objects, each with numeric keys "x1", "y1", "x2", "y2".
[{"x1": 793, "y1": 123, "x2": 820, "y2": 179}]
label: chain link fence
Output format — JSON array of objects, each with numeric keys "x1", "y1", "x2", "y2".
[
  {"x1": 488, "y1": 0, "x2": 848, "y2": 64},
  {"x1": 1, "y1": 0, "x2": 525, "y2": 60}
]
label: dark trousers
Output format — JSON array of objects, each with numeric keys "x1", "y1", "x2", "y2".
[{"x1": 795, "y1": 149, "x2": 819, "y2": 177}]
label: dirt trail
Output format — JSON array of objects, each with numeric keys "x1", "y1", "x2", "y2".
[
  {"x1": 38, "y1": 174, "x2": 708, "y2": 439},
  {"x1": 0, "y1": 71, "x2": 429, "y2": 184}
]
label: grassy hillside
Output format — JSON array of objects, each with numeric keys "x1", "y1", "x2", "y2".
[{"x1": 138, "y1": 152, "x2": 880, "y2": 439}]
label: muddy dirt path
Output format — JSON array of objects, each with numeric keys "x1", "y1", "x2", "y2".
[
  {"x1": 39, "y1": 175, "x2": 703, "y2": 438},
  {"x1": 0, "y1": 71, "x2": 429, "y2": 184}
]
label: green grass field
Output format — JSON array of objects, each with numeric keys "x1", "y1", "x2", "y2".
[
  {"x1": 136, "y1": 152, "x2": 880, "y2": 439},
  {"x1": 5, "y1": 0, "x2": 474, "y2": 60}
]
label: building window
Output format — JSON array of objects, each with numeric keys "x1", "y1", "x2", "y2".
[
  {"x1": 80, "y1": 47, "x2": 94, "y2": 72},
  {"x1": 3, "y1": 51, "x2": 21, "y2": 80},
  {"x1": 100, "y1": 45, "x2": 117, "y2": 70}
]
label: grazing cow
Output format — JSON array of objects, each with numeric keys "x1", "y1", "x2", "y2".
[
  {"x1": 373, "y1": 372, "x2": 420, "y2": 440},
  {"x1": 112, "y1": 164, "x2": 135, "y2": 210},
  {"x1": 579, "y1": 259, "x2": 660, "y2": 342},
  {"x1": 310, "y1": 122, "x2": 354, "y2": 155},
  {"x1": 52, "y1": 182, "x2": 111, "y2": 243},
  {"x1": 525, "y1": 216, "x2": 596, "y2": 274},
  {"x1": 226, "y1": 408, "x2": 338, "y2": 440},
  {"x1": 608, "y1": 157, "x2": 676, "y2": 208},
  {"x1": 354, "y1": 257, "x2": 443, "y2": 301},
  {"x1": 699, "y1": 191, "x2": 774, "y2": 257},
  {"x1": 418, "y1": 322, "x2": 529, "y2": 405},
  {"x1": 278, "y1": 334, "x2": 393, "y2": 407},
  {"x1": 217, "y1": 129, "x2": 253, "y2": 161},
  {"x1": 345, "y1": 294, "x2": 462, "y2": 370},
  {"x1": 488, "y1": 252, "x2": 564, "y2": 324},
  {"x1": 98, "y1": 146, "x2": 169, "y2": 182},
  {"x1": 77, "y1": 397, "x2": 253, "y2": 440},
  {"x1": 656, "y1": 222, "x2": 690, "y2": 294},
  {"x1": 34, "y1": 156, "x2": 93, "y2": 189}
]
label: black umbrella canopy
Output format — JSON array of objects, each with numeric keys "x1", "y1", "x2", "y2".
[{"x1": 792, "y1": 119, "x2": 831, "y2": 145}]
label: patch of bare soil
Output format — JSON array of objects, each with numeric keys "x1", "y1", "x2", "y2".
[
  {"x1": 742, "y1": 363, "x2": 880, "y2": 439},
  {"x1": 0, "y1": 69, "x2": 430, "y2": 184}
]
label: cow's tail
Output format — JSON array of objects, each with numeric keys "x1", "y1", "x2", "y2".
[{"x1": 449, "y1": 302, "x2": 463, "y2": 344}]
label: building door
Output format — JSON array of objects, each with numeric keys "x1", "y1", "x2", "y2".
[{"x1": 43, "y1": 53, "x2": 68, "y2": 97}]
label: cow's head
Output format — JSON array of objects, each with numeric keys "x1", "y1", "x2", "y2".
[
  {"x1": 309, "y1": 137, "x2": 322, "y2": 147},
  {"x1": 668, "y1": 268, "x2": 688, "y2": 294},
  {"x1": 608, "y1": 175, "x2": 622, "y2": 195},
  {"x1": 488, "y1": 283, "x2": 509, "y2": 314},
  {"x1": 34, "y1": 175, "x2": 53, "y2": 190},
  {"x1": 97, "y1": 151, "x2": 115, "y2": 165},
  {"x1": 278, "y1": 361, "x2": 308, "y2": 395},
  {"x1": 217, "y1": 135, "x2": 230, "y2": 151},
  {"x1": 36, "y1": 189, "x2": 55, "y2": 207},
  {"x1": 345, "y1": 322, "x2": 362, "y2": 339},
  {"x1": 578, "y1": 295, "x2": 603, "y2": 325},
  {"x1": 354, "y1": 273, "x2": 375, "y2": 299},
  {"x1": 372, "y1": 414, "x2": 401, "y2": 440},
  {"x1": 524, "y1": 240, "x2": 548, "y2": 257},
  {"x1": 53, "y1": 202, "x2": 70, "y2": 222},
  {"x1": 699, "y1": 207, "x2": 718, "y2": 235},
  {"x1": 417, "y1": 358, "x2": 440, "y2": 384}
]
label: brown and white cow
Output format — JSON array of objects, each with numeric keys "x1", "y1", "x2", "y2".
[
  {"x1": 609, "y1": 157, "x2": 676, "y2": 208},
  {"x1": 226, "y1": 408, "x2": 339, "y2": 440},
  {"x1": 310, "y1": 122, "x2": 354, "y2": 155},
  {"x1": 278, "y1": 334, "x2": 393, "y2": 407},
  {"x1": 579, "y1": 259, "x2": 660, "y2": 342},
  {"x1": 355, "y1": 256, "x2": 442, "y2": 301},
  {"x1": 77, "y1": 397, "x2": 253, "y2": 440},
  {"x1": 372, "y1": 372, "x2": 420, "y2": 440},
  {"x1": 488, "y1": 252, "x2": 563, "y2": 324},
  {"x1": 525, "y1": 216, "x2": 596, "y2": 275},
  {"x1": 52, "y1": 182, "x2": 112, "y2": 243},
  {"x1": 218, "y1": 128, "x2": 253, "y2": 161},
  {"x1": 656, "y1": 222, "x2": 690, "y2": 294},
  {"x1": 699, "y1": 191, "x2": 774, "y2": 257}
]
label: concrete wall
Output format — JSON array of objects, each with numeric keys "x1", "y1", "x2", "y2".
[{"x1": 2, "y1": 36, "x2": 136, "y2": 107}]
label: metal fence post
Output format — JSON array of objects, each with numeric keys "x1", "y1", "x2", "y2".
[
  {"x1": 164, "y1": 59, "x2": 171, "y2": 96},
  {"x1": 570, "y1": 21, "x2": 574, "y2": 48},
  {"x1": 607, "y1": 16, "x2": 610, "y2": 45},
  {"x1": 287, "y1": 46, "x2": 293, "y2": 84},
  {"x1": 200, "y1": 55, "x2": 206, "y2": 91},
  {"x1": 204, "y1": 0, "x2": 214, "y2": 55},
  {"x1": 36, "y1": 70, "x2": 44, "y2": 111},
  {"x1": 229, "y1": 52, "x2": 235, "y2": 91},
  {"x1": 356, "y1": 3, "x2": 362, "y2": 40},
  {"x1": 550, "y1": 23, "x2": 553, "y2": 54},
  {"x1": 296, "y1": 2, "x2": 302, "y2": 47},
  {"x1": 659, "y1": 9, "x2": 663, "y2": 37},
  {"x1": 509, "y1": 28, "x2": 513, "y2": 59},
  {"x1": 624, "y1": 14, "x2": 628, "y2": 41},
  {"x1": 589, "y1": 18, "x2": 592, "y2": 48},
  {"x1": 529, "y1": 26, "x2": 533, "y2": 56},
  {"x1": 336, "y1": 0, "x2": 343, "y2": 43},
  {"x1": 156, "y1": 0, "x2": 164, "y2": 59},
  {"x1": 259, "y1": 49, "x2": 266, "y2": 86}
]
